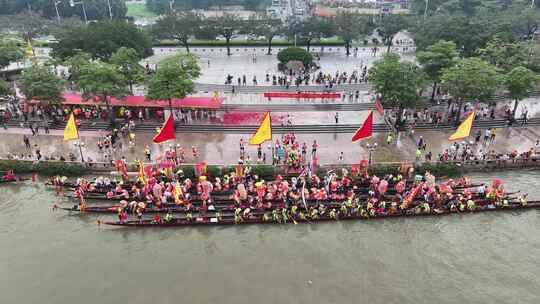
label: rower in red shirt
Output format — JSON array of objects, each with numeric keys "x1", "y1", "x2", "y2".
[{"x1": 2, "y1": 170, "x2": 17, "y2": 181}]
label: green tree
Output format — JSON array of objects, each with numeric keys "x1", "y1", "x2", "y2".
[
  {"x1": 377, "y1": 14, "x2": 409, "y2": 53},
  {"x1": 153, "y1": 11, "x2": 201, "y2": 53},
  {"x1": 208, "y1": 14, "x2": 243, "y2": 56},
  {"x1": 247, "y1": 17, "x2": 284, "y2": 55},
  {"x1": 0, "y1": 0, "x2": 126, "y2": 20},
  {"x1": 110, "y1": 47, "x2": 145, "y2": 95},
  {"x1": 146, "y1": 54, "x2": 201, "y2": 111},
  {"x1": 369, "y1": 54, "x2": 425, "y2": 128},
  {"x1": 277, "y1": 47, "x2": 313, "y2": 67},
  {"x1": 333, "y1": 12, "x2": 373, "y2": 56},
  {"x1": 417, "y1": 40, "x2": 459, "y2": 101},
  {"x1": 52, "y1": 21, "x2": 153, "y2": 61},
  {"x1": 77, "y1": 61, "x2": 128, "y2": 123},
  {"x1": 409, "y1": 0, "x2": 446, "y2": 16},
  {"x1": 0, "y1": 79, "x2": 11, "y2": 96},
  {"x1": 64, "y1": 52, "x2": 92, "y2": 84},
  {"x1": 411, "y1": 14, "x2": 511, "y2": 56},
  {"x1": 78, "y1": 0, "x2": 127, "y2": 21},
  {"x1": 440, "y1": 57, "x2": 500, "y2": 122},
  {"x1": 476, "y1": 38, "x2": 529, "y2": 72},
  {"x1": 0, "y1": 38, "x2": 24, "y2": 70},
  {"x1": 0, "y1": 12, "x2": 52, "y2": 41},
  {"x1": 290, "y1": 16, "x2": 334, "y2": 52},
  {"x1": 18, "y1": 65, "x2": 65, "y2": 103},
  {"x1": 504, "y1": 66, "x2": 538, "y2": 118}
]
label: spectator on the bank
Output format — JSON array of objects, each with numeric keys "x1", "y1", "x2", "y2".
[{"x1": 23, "y1": 135, "x2": 31, "y2": 149}]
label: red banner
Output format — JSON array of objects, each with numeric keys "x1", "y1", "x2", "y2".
[{"x1": 263, "y1": 92, "x2": 341, "y2": 99}]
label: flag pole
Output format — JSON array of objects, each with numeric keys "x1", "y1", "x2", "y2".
[{"x1": 77, "y1": 140, "x2": 85, "y2": 162}]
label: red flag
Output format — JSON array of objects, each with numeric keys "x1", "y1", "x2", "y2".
[
  {"x1": 403, "y1": 182, "x2": 424, "y2": 206},
  {"x1": 153, "y1": 114, "x2": 175, "y2": 143},
  {"x1": 352, "y1": 111, "x2": 373, "y2": 142},
  {"x1": 374, "y1": 99, "x2": 384, "y2": 116}
]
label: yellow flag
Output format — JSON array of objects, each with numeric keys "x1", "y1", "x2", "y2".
[
  {"x1": 449, "y1": 112, "x2": 475, "y2": 141},
  {"x1": 137, "y1": 160, "x2": 147, "y2": 185},
  {"x1": 174, "y1": 182, "x2": 183, "y2": 205},
  {"x1": 63, "y1": 113, "x2": 79, "y2": 141},
  {"x1": 249, "y1": 112, "x2": 272, "y2": 145},
  {"x1": 25, "y1": 40, "x2": 34, "y2": 58}
]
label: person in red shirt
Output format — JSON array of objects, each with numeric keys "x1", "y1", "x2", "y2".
[
  {"x1": 311, "y1": 140, "x2": 318, "y2": 155},
  {"x1": 152, "y1": 214, "x2": 162, "y2": 224},
  {"x1": 2, "y1": 170, "x2": 16, "y2": 181}
]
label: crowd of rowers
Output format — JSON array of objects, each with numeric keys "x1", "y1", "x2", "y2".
[{"x1": 51, "y1": 169, "x2": 525, "y2": 224}]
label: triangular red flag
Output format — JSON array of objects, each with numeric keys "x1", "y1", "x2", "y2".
[
  {"x1": 374, "y1": 99, "x2": 384, "y2": 116},
  {"x1": 153, "y1": 114, "x2": 175, "y2": 143},
  {"x1": 352, "y1": 111, "x2": 373, "y2": 142}
]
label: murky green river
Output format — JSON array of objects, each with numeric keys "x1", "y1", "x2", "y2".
[{"x1": 1, "y1": 171, "x2": 540, "y2": 304}]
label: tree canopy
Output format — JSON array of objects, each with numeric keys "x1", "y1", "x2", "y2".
[
  {"x1": 0, "y1": 12, "x2": 52, "y2": 41},
  {"x1": 0, "y1": 37, "x2": 24, "y2": 69},
  {"x1": 0, "y1": 0, "x2": 127, "y2": 20},
  {"x1": 440, "y1": 57, "x2": 500, "y2": 102},
  {"x1": 110, "y1": 47, "x2": 145, "y2": 94},
  {"x1": 246, "y1": 17, "x2": 284, "y2": 55},
  {"x1": 289, "y1": 16, "x2": 334, "y2": 52},
  {"x1": 333, "y1": 12, "x2": 373, "y2": 56},
  {"x1": 417, "y1": 40, "x2": 459, "y2": 100},
  {"x1": 277, "y1": 47, "x2": 313, "y2": 68},
  {"x1": 377, "y1": 14, "x2": 410, "y2": 53},
  {"x1": 369, "y1": 54, "x2": 425, "y2": 126},
  {"x1": 476, "y1": 38, "x2": 539, "y2": 72},
  {"x1": 76, "y1": 61, "x2": 128, "y2": 105},
  {"x1": 18, "y1": 65, "x2": 65, "y2": 103},
  {"x1": 146, "y1": 54, "x2": 201, "y2": 103},
  {"x1": 153, "y1": 11, "x2": 202, "y2": 53},
  {"x1": 410, "y1": 0, "x2": 538, "y2": 56},
  {"x1": 504, "y1": 66, "x2": 538, "y2": 116},
  {"x1": 207, "y1": 14, "x2": 243, "y2": 56},
  {"x1": 0, "y1": 79, "x2": 11, "y2": 97},
  {"x1": 51, "y1": 21, "x2": 153, "y2": 61}
]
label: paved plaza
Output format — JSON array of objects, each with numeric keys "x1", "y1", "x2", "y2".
[
  {"x1": 2, "y1": 122, "x2": 539, "y2": 166},
  {"x1": 145, "y1": 45, "x2": 415, "y2": 86}
]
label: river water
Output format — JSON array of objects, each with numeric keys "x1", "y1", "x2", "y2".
[{"x1": 1, "y1": 171, "x2": 540, "y2": 304}]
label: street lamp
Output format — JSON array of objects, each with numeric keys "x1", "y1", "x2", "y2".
[
  {"x1": 74, "y1": 140, "x2": 86, "y2": 162},
  {"x1": 53, "y1": 0, "x2": 62, "y2": 22},
  {"x1": 107, "y1": 0, "x2": 113, "y2": 20},
  {"x1": 366, "y1": 142, "x2": 378, "y2": 165},
  {"x1": 174, "y1": 143, "x2": 181, "y2": 164},
  {"x1": 69, "y1": 0, "x2": 88, "y2": 24}
]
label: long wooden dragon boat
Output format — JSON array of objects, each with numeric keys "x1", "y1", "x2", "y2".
[
  {"x1": 102, "y1": 201, "x2": 540, "y2": 227},
  {"x1": 61, "y1": 198, "x2": 507, "y2": 214}
]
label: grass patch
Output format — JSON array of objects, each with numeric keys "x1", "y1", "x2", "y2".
[{"x1": 126, "y1": 3, "x2": 156, "y2": 18}]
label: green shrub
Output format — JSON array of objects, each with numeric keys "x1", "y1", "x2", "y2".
[
  {"x1": 368, "y1": 164, "x2": 400, "y2": 176},
  {"x1": 206, "y1": 165, "x2": 221, "y2": 177},
  {"x1": 250, "y1": 165, "x2": 276, "y2": 178},
  {"x1": 277, "y1": 47, "x2": 314, "y2": 67},
  {"x1": 417, "y1": 163, "x2": 460, "y2": 177},
  {"x1": 0, "y1": 160, "x2": 89, "y2": 176},
  {"x1": 176, "y1": 165, "x2": 195, "y2": 178}
]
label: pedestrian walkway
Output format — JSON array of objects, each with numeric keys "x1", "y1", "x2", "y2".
[
  {"x1": 1, "y1": 123, "x2": 538, "y2": 166},
  {"x1": 195, "y1": 82, "x2": 371, "y2": 94}
]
